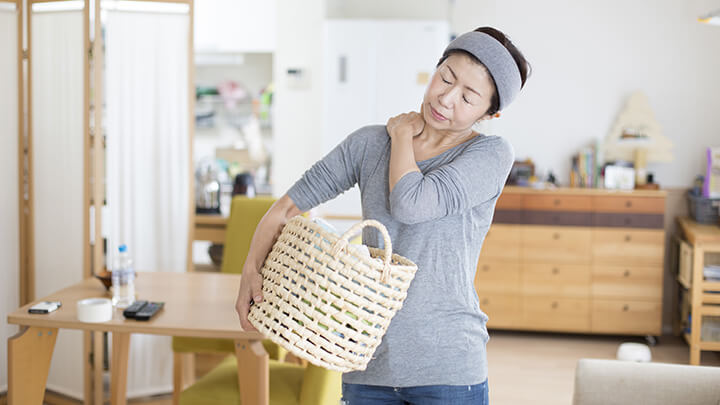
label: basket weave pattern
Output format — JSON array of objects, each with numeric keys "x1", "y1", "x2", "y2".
[{"x1": 248, "y1": 216, "x2": 418, "y2": 372}]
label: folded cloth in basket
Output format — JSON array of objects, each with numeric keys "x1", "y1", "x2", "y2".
[{"x1": 312, "y1": 217, "x2": 374, "y2": 259}]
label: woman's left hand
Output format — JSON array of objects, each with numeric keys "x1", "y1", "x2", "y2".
[{"x1": 387, "y1": 111, "x2": 425, "y2": 140}]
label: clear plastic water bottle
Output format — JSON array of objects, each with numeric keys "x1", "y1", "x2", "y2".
[{"x1": 112, "y1": 244, "x2": 136, "y2": 308}]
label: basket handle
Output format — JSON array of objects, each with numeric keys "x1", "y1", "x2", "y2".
[{"x1": 330, "y1": 219, "x2": 393, "y2": 283}]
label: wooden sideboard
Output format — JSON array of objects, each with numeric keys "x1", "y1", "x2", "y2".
[{"x1": 476, "y1": 187, "x2": 666, "y2": 336}]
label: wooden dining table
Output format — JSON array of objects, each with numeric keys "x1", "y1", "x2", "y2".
[{"x1": 6, "y1": 272, "x2": 267, "y2": 405}]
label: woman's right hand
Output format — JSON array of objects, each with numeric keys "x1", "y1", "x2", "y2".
[
  {"x1": 235, "y1": 265, "x2": 264, "y2": 332},
  {"x1": 233, "y1": 194, "x2": 304, "y2": 332},
  {"x1": 386, "y1": 110, "x2": 425, "y2": 140}
]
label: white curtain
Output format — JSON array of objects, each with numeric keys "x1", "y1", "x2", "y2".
[
  {"x1": 0, "y1": 6, "x2": 20, "y2": 395},
  {"x1": 31, "y1": 9, "x2": 86, "y2": 399},
  {"x1": 105, "y1": 9, "x2": 190, "y2": 397}
]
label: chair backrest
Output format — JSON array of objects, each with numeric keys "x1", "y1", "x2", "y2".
[
  {"x1": 220, "y1": 196, "x2": 276, "y2": 274},
  {"x1": 298, "y1": 364, "x2": 342, "y2": 405}
]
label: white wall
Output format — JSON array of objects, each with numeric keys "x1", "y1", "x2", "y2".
[
  {"x1": 0, "y1": 6, "x2": 20, "y2": 395},
  {"x1": 452, "y1": 0, "x2": 720, "y2": 187},
  {"x1": 273, "y1": 0, "x2": 720, "y2": 190},
  {"x1": 326, "y1": 0, "x2": 446, "y2": 20}
]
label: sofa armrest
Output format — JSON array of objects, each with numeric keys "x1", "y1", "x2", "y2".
[{"x1": 572, "y1": 358, "x2": 720, "y2": 405}]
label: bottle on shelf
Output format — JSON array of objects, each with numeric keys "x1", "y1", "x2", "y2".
[{"x1": 112, "y1": 244, "x2": 136, "y2": 308}]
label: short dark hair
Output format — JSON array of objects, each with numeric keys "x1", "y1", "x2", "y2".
[{"x1": 437, "y1": 27, "x2": 531, "y2": 115}]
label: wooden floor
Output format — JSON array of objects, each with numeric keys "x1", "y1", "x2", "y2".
[
  {"x1": 486, "y1": 330, "x2": 720, "y2": 405},
  {"x1": 20, "y1": 330, "x2": 720, "y2": 405}
]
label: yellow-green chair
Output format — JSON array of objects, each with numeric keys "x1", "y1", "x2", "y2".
[
  {"x1": 179, "y1": 354, "x2": 342, "y2": 405},
  {"x1": 172, "y1": 196, "x2": 288, "y2": 400}
]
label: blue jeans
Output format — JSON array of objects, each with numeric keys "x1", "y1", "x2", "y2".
[{"x1": 341, "y1": 380, "x2": 489, "y2": 405}]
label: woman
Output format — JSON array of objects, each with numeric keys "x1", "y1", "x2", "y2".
[{"x1": 236, "y1": 26, "x2": 530, "y2": 404}]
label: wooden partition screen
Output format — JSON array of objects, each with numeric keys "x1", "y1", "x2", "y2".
[{"x1": 18, "y1": 0, "x2": 194, "y2": 402}]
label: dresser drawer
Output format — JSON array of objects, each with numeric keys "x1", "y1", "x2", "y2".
[
  {"x1": 521, "y1": 226, "x2": 592, "y2": 264},
  {"x1": 523, "y1": 194, "x2": 592, "y2": 212},
  {"x1": 522, "y1": 263, "x2": 590, "y2": 297},
  {"x1": 523, "y1": 211, "x2": 593, "y2": 227},
  {"x1": 481, "y1": 224, "x2": 521, "y2": 260},
  {"x1": 592, "y1": 195, "x2": 665, "y2": 214},
  {"x1": 496, "y1": 192, "x2": 523, "y2": 210},
  {"x1": 478, "y1": 293, "x2": 521, "y2": 328},
  {"x1": 592, "y1": 229, "x2": 664, "y2": 266},
  {"x1": 593, "y1": 213, "x2": 663, "y2": 229},
  {"x1": 523, "y1": 297, "x2": 590, "y2": 332},
  {"x1": 591, "y1": 299, "x2": 662, "y2": 335},
  {"x1": 591, "y1": 265, "x2": 663, "y2": 300},
  {"x1": 493, "y1": 210, "x2": 523, "y2": 224},
  {"x1": 475, "y1": 260, "x2": 521, "y2": 294}
]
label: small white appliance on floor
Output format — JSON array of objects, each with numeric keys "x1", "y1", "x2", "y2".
[{"x1": 616, "y1": 342, "x2": 652, "y2": 362}]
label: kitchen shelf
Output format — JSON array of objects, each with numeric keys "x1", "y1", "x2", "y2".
[{"x1": 676, "y1": 216, "x2": 720, "y2": 365}]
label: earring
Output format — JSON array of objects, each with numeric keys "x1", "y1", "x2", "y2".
[{"x1": 493, "y1": 112, "x2": 501, "y2": 118}]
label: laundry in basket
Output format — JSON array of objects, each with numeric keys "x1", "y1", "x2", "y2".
[{"x1": 248, "y1": 216, "x2": 418, "y2": 372}]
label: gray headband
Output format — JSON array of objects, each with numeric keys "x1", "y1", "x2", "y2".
[{"x1": 444, "y1": 31, "x2": 522, "y2": 111}]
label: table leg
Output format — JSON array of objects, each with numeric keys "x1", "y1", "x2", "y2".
[
  {"x1": 110, "y1": 332, "x2": 130, "y2": 405},
  {"x1": 93, "y1": 331, "x2": 105, "y2": 405},
  {"x1": 235, "y1": 339, "x2": 269, "y2": 405},
  {"x1": 172, "y1": 352, "x2": 195, "y2": 405},
  {"x1": 7, "y1": 326, "x2": 58, "y2": 405},
  {"x1": 84, "y1": 331, "x2": 91, "y2": 405}
]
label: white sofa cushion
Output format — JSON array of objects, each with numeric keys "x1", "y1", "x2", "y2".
[{"x1": 573, "y1": 358, "x2": 720, "y2": 405}]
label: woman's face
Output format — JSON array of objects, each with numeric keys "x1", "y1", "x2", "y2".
[{"x1": 422, "y1": 53, "x2": 496, "y2": 134}]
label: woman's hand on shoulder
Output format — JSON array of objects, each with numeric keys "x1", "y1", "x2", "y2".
[{"x1": 386, "y1": 110, "x2": 425, "y2": 140}]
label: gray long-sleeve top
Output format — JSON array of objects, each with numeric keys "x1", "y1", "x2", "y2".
[{"x1": 287, "y1": 124, "x2": 514, "y2": 387}]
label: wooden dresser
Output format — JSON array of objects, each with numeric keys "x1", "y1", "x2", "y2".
[{"x1": 476, "y1": 187, "x2": 666, "y2": 336}]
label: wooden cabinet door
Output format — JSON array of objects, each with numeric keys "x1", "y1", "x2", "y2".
[
  {"x1": 522, "y1": 296, "x2": 590, "y2": 332},
  {"x1": 481, "y1": 224, "x2": 521, "y2": 260},
  {"x1": 521, "y1": 226, "x2": 592, "y2": 264},
  {"x1": 592, "y1": 196, "x2": 665, "y2": 214},
  {"x1": 522, "y1": 194, "x2": 592, "y2": 212},
  {"x1": 478, "y1": 293, "x2": 521, "y2": 329},
  {"x1": 591, "y1": 299, "x2": 662, "y2": 335},
  {"x1": 591, "y1": 265, "x2": 663, "y2": 300},
  {"x1": 496, "y1": 192, "x2": 523, "y2": 210},
  {"x1": 592, "y1": 229, "x2": 664, "y2": 266},
  {"x1": 522, "y1": 263, "x2": 590, "y2": 297},
  {"x1": 475, "y1": 260, "x2": 521, "y2": 294}
]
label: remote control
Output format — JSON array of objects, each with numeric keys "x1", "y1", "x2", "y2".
[
  {"x1": 122, "y1": 300, "x2": 148, "y2": 319},
  {"x1": 134, "y1": 302, "x2": 164, "y2": 321}
]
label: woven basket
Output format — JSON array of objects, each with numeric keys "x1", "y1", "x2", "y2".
[{"x1": 248, "y1": 216, "x2": 418, "y2": 372}]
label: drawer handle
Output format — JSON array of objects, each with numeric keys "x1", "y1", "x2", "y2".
[
  {"x1": 553, "y1": 199, "x2": 561, "y2": 206},
  {"x1": 553, "y1": 233, "x2": 561, "y2": 240},
  {"x1": 624, "y1": 217, "x2": 632, "y2": 225},
  {"x1": 623, "y1": 270, "x2": 630, "y2": 277},
  {"x1": 624, "y1": 235, "x2": 632, "y2": 242},
  {"x1": 482, "y1": 265, "x2": 490, "y2": 272},
  {"x1": 552, "y1": 267, "x2": 559, "y2": 275},
  {"x1": 622, "y1": 304, "x2": 629, "y2": 312},
  {"x1": 625, "y1": 200, "x2": 632, "y2": 208},
  {"x1": 551, "y1": 301, "x2": 558, "y2": 309},
  {"x1": 481, "y1": 299, "x2": 489, "y2": 306}
]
